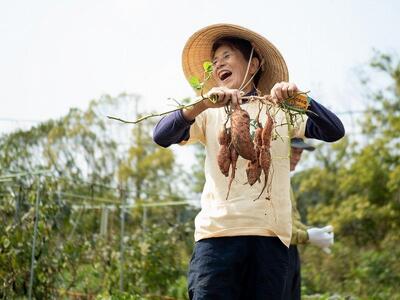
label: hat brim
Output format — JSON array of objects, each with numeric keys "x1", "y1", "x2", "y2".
[
  {"x1": 291, "y1": 138, "x2": 315, "y2": 151},
  {"x1": 182, "y1": 24, "x2": 289, "y2": 95}
]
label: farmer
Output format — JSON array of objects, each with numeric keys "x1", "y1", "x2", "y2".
[
  {"x1": 284, "y1": 138, "x2": 334, "y2": 300},
  {"x1": 153, "y1": 24, "x2": 345, "y2": 299}
]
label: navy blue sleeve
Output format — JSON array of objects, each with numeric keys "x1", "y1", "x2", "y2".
[
  {"x1": 153, "y1": 110, "x2": 195, "y2": 148},
  {"x1": 305, "y1": 98, "x2": 345, "y2": 142}
]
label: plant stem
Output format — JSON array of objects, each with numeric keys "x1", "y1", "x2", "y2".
[
  {"x1": 107, "y1": 91, "x2": 314, "y2": 124},
  {"x1": 107, "y1": 97, "x2": 206, "y2": 124}
]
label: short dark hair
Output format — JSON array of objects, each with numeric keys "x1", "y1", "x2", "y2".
[{"x1": 211, "y1": 36, "x2": 261, "y2": 86}]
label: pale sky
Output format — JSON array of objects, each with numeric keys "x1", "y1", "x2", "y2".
[{"x1": 1, "y1": 0, "x2": 399, "y2": 164}]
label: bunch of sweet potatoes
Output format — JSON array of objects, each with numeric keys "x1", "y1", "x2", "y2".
[{"x1": 217, "y1": 103, "x2": 274, "y2": 200}]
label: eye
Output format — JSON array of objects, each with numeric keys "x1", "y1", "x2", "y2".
[{"x1": 223, "y1": 54, "x2": 230, "y2": 59}]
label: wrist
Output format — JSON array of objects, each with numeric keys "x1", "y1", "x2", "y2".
[
  {"x1": 298, "y1": 230, "x2": 309, "y2": 244},
  {"x1": 182, "y1": 100, "x2": 208, "y2": 121}
]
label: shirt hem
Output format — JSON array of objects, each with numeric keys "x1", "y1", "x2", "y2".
[{"x1": 195, "y1": 227, "x2": 290, "y2": 247}]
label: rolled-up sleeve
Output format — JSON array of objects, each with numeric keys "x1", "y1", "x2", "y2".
[
  {"x1": 305, "y1": 99, "x2": 345, "y2": 142},
  {"x1": 153, "y1": 109, "x2": 207, "y2": 147}
]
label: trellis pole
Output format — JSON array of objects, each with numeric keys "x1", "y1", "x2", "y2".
[
  {"x1": 119, "y1": 185, "x2": 126, "y2": 292},
  {"x1": 28, "y1": 178, "x2": 41, "y2": 300}
]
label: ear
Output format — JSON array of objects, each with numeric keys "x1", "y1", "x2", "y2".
[{"x1": 250, "y1": 57, "x2": 260, "y2": 75}]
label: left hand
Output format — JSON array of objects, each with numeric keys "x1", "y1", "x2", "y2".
[{"x1": 270, "y1": 82, "x2": 300, "y2": 104}]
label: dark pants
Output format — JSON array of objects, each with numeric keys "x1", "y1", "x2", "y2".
[
  {"x1": 188, "y1": 236, "x2": 289, "y2": 300},
  {"x1": 282, "y1": 245, "x2": 301, "y2": 300}
]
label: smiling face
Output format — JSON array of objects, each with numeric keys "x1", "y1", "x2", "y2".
[{"x1": 212, "y1": 44, "x2": 259, "y2": 93}]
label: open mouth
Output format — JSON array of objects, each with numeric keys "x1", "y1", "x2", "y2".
[{"x1": 219, "y1": 70, "x2": 232, "y2": 81}]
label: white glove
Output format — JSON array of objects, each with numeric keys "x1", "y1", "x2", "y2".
[{"x1": 307, "y1": 225, "x2": 334, "y2": 254}]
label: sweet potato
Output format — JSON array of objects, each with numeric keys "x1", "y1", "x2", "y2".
[
  {"x1": 259, "y1": 146, "x2": 272, "y2": 176},
  {"x1": 262, "y1": 111, "x2": 273, "y2": 148},
  {"x1": 246, "y1": 147, "x2": 262, "y2": 186},
  {"x1": 230, "y1": 106, "x2": 256, "y2": 161},
  {"x1": 246, "y1": 126, "x2": 262, "y2": 185},
  {"x1": 217, "y1": 128, "x2": 231, "y2": 177},
  {"x1": 226, "y1": 145, "x2": 238, "y2": 200},
  {"x1": 254, "y1": 126, "x2": 263, "y2": 147},
  {"x1": 255, "y1": 110, "x2": 274, "y2": 200},
  {"x1": 218, "y1": 126, "x2": 231, "y2": 145}
]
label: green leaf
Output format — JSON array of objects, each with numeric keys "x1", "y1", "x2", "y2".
[
  {"x1": 203, "y1": 61, "x2": 213, "y2": 73},
  {"x1": 189, "y1": 76, "x2": 202, "y2": 90}
]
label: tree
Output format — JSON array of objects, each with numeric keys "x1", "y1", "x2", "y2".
[{"x1": 0, "y1": 93, "x2": 196, "y2": 299}]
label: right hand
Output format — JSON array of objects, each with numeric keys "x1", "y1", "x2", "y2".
[
  {"x1": 203, "y1": 87, "x2": 243, "y2": 109},
  {"x1": 270, "y1": 81, "x2": 300, "y2": 105},
  {"x1": 307, "y1": 225, "x2": 334, "y2": 254}
]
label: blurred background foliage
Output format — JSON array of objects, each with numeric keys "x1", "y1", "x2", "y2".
[{"x1": 293, "y1": 51, "x2": 400, "y2": 299}]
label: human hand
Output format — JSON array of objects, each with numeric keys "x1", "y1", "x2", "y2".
[
  {"x1": 203, "y1": 87, "x2": 243, "y2": 109},
  {"x1": 270, "y1": 82, "x2": 300, "y2": 104},
  {"x1": 307, "y1": 225, "x2": 334, "y2": 254}
]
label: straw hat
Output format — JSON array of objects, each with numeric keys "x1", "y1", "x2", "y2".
[{"x1": 182, "y1": 23, "x2": 289, "y2": 95}]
